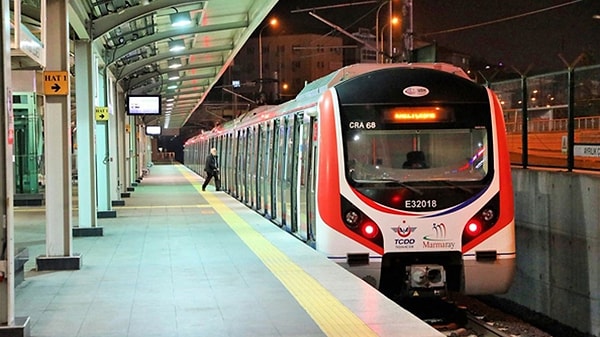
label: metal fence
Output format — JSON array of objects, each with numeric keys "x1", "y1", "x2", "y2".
[{"x1": 490, "y1": 64, "x2": 600, "y2": 171}]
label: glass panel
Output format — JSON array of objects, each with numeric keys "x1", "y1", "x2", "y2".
[
  {"x1": 283, "y1": 119, "x2": 295, "y2": 230},
  {"x1": 275, "y1": 119, "x2": 287, "y2": 225},
  {"x1": 298, "y1": 116, "x2": 311, "y2": 241},
  {"x1": 346, "y1": 128, "x2": 488, "y2": 183},
  {"x1": 247, "y1": 128, "x2": 257, "y2": 207}
]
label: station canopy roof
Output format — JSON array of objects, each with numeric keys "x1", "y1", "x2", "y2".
[{"x1": 67, "y1": 0, "x2": 278, "y2": 135}]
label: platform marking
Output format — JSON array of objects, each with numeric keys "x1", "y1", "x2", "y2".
[
  {"x1": 15, "y1": 204, "x2": 212, "y2": 212},
  {"x1": 178, "y1": 166, "x2": 378, "y2": 337}
]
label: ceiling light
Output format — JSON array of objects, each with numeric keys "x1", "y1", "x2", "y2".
[
  {"x1": 168, "y1": 58, "x2": 182, "y2": 69},
  {"x1": 168, "y1": 71, "x2": 180, "y2": 80},
  {"x1": 167, "y1": 84, "x2": 178, "y2": 90},
  {"x1": 168, "y1": 39, "x2": 185, "y2": 52},
  {"x1": 170, "y1": 12, "x2": 192, "y2": 27}
]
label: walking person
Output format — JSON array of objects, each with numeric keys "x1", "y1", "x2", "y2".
[{"x1": 202, "y1": 147, "x2": 221, "y2": 191}]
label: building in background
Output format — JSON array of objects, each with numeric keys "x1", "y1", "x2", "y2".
[{"x1": 229, "y1": 33, "x2": 343, "y2": 104}]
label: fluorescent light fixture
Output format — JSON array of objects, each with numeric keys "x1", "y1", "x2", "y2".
[
  {"x1": 145, "y1": 125, "x2": 161, "y2": 135},
  {"x1": 166, "y1": 97, "x2": 175, "y2": 102},
  {"x1": 170, "y1": 12, "x2": 192, "y2": 27},
  {"x1": 168, "y1": 39, "x2": 185, "y2": 52},
  {"x1": 168, "y1": 58, "x2": 182, "y2": 69},
  {"x1": 167, "y1": 84, "x2": 178, "y2": 89},
  {"x1": 168, "y1": 71, "x2": 180, "y2": 80}
]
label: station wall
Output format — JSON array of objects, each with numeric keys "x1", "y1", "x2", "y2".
[{"x1": 505, "y1": 168, "x2": 600, "y2": 337}]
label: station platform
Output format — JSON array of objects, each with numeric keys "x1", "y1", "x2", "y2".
[{"x1": 14, "y1": 163, "x2": 443, "y2": 337}]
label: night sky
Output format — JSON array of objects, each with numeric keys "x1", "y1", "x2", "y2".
[{"x1": 266, "y1": 0, "x2": 600, "y2": 73}]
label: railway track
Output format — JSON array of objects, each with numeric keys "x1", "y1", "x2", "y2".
[
  {"x1": 460, "y1": 313, "x2": 514, "y2": 337},
  {"x1": 436, "y1": 314, "x2": 514, "y2": 337}
]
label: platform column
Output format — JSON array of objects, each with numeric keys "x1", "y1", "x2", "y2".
[
  {"x1": 37, "y1": 0, "x2": 80, "y2": 271},
  {"x1": 0, "y1": 0, "x2": 16, "y2": 330},
  {"x1": 95, "y1": 67, "x2": 115, "y2": 218},
  {"x1": 115, "y1": 86, "x2": 129, "y2": 201},
  {"x1": 107, "y1": 76, "x2": 124, "y2": 206},
  {"x1": 127, "y1": 118, "x2": 138, "y2": 191},
  {"x1": 73, "y1": 40, "x2": 101, "y2": 236}
]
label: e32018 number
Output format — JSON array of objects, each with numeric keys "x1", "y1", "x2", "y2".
[{"x1": 405, "y1": 199, "x2": 437, "y2": 208}]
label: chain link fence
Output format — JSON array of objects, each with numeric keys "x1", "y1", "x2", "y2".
[{"x1": 490, "y1": 64, "x2": 600, "y2": 171}]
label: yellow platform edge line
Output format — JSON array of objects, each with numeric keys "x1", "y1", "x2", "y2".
[{"x1": 177, "y1": 166, "x2": 379, "y2": 337}]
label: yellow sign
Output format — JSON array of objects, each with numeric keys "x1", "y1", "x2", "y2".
[
  {"x1": 95, "y1": 107, "x2": 109, "y2": 121},
  {"x1": 43, "y1": 71, "x2": 69, "y2": 95}
]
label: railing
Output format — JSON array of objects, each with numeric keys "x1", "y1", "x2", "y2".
[{"x1": 491, "y1": 64, "x2": 600, "y2": 171}]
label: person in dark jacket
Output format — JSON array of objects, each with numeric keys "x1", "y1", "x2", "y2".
[{"x1": 202, "y1": 147, "x2": 221, "y2": 191}]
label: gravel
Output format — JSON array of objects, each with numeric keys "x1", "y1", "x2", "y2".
[{"x1": 452, "y1": 294, "x2": 594, "y2": 337}]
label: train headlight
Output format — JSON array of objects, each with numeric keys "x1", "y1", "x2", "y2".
[
  {"x1": 341, "y1": 197, "x2": 384, "y2": 248},
  {"x1": 360, "y1": 221, "x2": 379, "y2": 239},
  {"x1": 461, "y1": 194, "x2": 500, "y2": 247},
  {"x1": 465, "y1": 219, "x2": 483, "y2": 237},
  {"x1": 344, "y1": 210, "x2": 361, "y2": 228},
  {"x1": 482, "y1": 208, "x2": 494, "y2": 221}
]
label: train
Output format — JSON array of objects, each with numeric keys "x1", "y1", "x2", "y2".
[{"x1": 183, "y1": 63, "x2": 516, "y2": 300}]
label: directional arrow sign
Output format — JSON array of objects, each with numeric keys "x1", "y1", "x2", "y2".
[
  {"x1": 43, "y1": 71, "x2": 69, "y2": 96},
  {"x1": 95, "y1": 107, "x2": 109, "y2": 121}
]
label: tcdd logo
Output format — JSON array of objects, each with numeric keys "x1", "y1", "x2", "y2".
[
  {"x1": 395, "y1": 238, "x2": 416, "y2": 245},
  {"x1": 392, "y1": 224, "x2": 417, "y2": 238}
]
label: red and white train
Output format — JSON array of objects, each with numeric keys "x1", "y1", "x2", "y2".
[{"x1": 184, "y1": 63, "x2": 515, "y2": 299}]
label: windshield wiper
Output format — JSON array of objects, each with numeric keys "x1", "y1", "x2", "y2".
[
  {"x1": 353, "y1": 178, "x2": 423, "y2": 195},
  {"x1": 438, "y1": 180, "x2": 473, "y2": 193}
]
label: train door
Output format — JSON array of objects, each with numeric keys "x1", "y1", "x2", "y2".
[
  {"x1": 273, "y1": 118, "x2": 286, "y2": 226},
  {"x1": 282, "y1": 117, "x2": 295, "y2": 230},
  {"x1": 296, "y1": 114, "x2": 315, "y2": 242},
  {"x1": 261, "y1": 122, "x2": 273, "y2": 217},
  {"x1": 231, "y1": 132, "x2": 239, "y2": 198},
  {"x1": 256, "y1": 124, "x2": 264, "y2": 212},
  {"x1": 289, "y1": 114, "x2": 303, "y2": 239},
  {"x1": 223, "y1": 134, "x2": 231, "y2": 192},
  {"x1": 216, "y1": 137, "x2": 224, "y2": 187},
  {"x1": 239, "y1": 129, "x2": 248, "y2": 203},
  {"x1": 267, "y1": 121, "x2": 276, "y2": 219},
  {"x1": 247, "y1": 127, "x2": 257, "y2": 208},
  {"x1": 307, "y1": 118, "x2": 318, "y2": 243}
]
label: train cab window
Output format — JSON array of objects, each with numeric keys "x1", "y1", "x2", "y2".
[
  {"x1": 345, "y1": 128, "x2": 488, "y2": 183},
  {"x1": 402, "y1": 151, "x2": 428, "y2": 169},
  {"x1": 341, "y1": 103, "x2": 492, "y2": 186},
  {"x1": 341, "y1": 101, "x2": 494, "y2": 210}
]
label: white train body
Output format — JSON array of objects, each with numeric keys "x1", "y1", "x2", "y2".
[{"x1": 184, "y1": 63, "x2": 516, "y2": 298}]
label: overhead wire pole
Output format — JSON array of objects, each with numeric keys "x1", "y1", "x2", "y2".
[
  {"x1": 404, "y1": 0, "x2": 414, "y2": 62},
  {"x1": 307, "y1": 12, "x2": 387, "y2": 60},
  {"x1": 388, "y1": 0, "x2": 392, "y2": 61},
  {"x1": 292, "y1": 1, "x2": 389, "y2": 61},
  {"x1": 375, "y1": 1, "x2": 387, "y2": 63}
]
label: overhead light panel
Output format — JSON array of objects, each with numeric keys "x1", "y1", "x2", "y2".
[
  {"x1": 170, "y1": 12, "x2": 192, "y2": 27},
  {"x1": 168, "y1": 71, "x2": 180, "y2": 80},
  {"x1": 168, "y1": 39, "x2": 185, "y2": 52},
  {"x1": 168, "y1": 58, "x2": 182, "y2": 69}
]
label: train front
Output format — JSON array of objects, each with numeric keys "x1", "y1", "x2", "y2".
[{"x1": 316, "y1": 64, "x2": 515, "y2": 300}]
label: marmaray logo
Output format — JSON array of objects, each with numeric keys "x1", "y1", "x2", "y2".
[{"x1": 422, "y1": 223, "x2": 456, "y2": 249}]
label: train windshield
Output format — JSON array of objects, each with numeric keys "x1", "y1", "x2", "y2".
[
  {"x1": 346, "y1": 128, "x2": 488, "y2": 183},
  {"x1": 341, "y1": 103, "x2": 493, "y2": 210}
]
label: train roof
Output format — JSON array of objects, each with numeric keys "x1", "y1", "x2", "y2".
[
  {"x1": 184, "y1": 63, "x2": 472, "y2": 145},
  {"x1": 296, "y1": 62, "x2": 471, "y2": 100}
]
